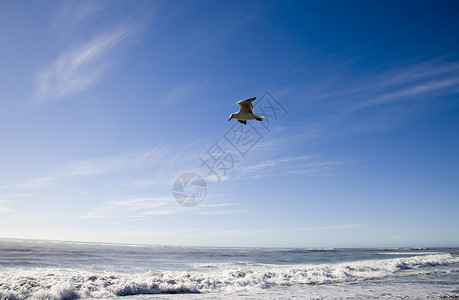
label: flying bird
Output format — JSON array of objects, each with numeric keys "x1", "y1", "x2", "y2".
[{"x1": 228, "y1": 97, "x2": 265, "y2": 125}]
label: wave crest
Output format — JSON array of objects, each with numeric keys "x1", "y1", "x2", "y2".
[{"x1": 1, "y1": 254, "x2": 457, "y2": 299}]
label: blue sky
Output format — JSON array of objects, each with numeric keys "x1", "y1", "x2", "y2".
[{"x1": 1, "y1": 0, "x2": 459, "y2": 247}]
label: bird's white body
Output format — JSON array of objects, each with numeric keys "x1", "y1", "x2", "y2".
[
  {"x1": 232, "y1": 112, "x2": 262, "y2": 121},
  {"x1": 229, "y1": 97, "x2": 264, "y2": 125}
]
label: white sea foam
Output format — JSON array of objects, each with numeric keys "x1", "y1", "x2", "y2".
[
  {"x1": 377, "y1": 251, "x2": 440, "y2": 255},
  {"x1": 0, "y1": 254, "x2": 457, "y2": 300}
]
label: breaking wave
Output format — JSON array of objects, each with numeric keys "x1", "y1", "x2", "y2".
[{"x1": 0, "y1": 253, "x2": 457, "y2": 300}]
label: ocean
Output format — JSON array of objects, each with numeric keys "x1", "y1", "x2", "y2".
[{"x1": 0, "y1": 239, "x2": 458, "y2": 299}]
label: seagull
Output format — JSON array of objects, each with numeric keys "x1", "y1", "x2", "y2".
[{"x1": 228, "y1": 97, "x2": 265, "y2": 125}]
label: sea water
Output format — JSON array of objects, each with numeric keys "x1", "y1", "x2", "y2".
[{"x1": 0, "y1": 238, "x2": 458, "y2": 299}]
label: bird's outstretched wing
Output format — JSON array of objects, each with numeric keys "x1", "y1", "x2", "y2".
[{"x1": 236, "y1": 97, "x2": 256, "y2": 114}]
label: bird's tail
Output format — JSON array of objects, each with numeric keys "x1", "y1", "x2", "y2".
[{"x1": 255, "y1": 116, "x2": 265, "y2": 121}]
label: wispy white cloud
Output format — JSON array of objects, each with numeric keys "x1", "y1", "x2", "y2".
[
  {"x1": 79, "y1": 196, "x2": 184, "y2": 219},
  {"x1": 317, "y1": 61, "x2": 459, "y2": 105},
  {"x1": 62, "y1": 145, "x2": 170, "y2": 177},
  {"x1": 188, "y1": 127, "x2": 339, "y2": 183},
  {"x1": 0, "y1": 193, "x2": 35, "y2": 213},
  {"x1": 278, "y1": 60, "x2": 459, "y2": 142},
  {"x1": 326, "y1": 61, "x2": 459, "y2": 112},
  {"x1": 0, "y1": 193, "x2": 33, "y2": 199},
  {"x1": 296, "y1": 224, "x2": 365, "y2": 231},
  {"x1": 80, "y1": 194, "x2": 245, "y2": 219},
  {"x1": 376, "y1": 61, "x2": 459, "y2": 88},
  {"x1": 52, "y1": 1, "x2": 104, "y2": 28},
  {"x1": 238, "y1": 155, "x2": 312, "y2": 173},
  {"x1": 235, "y1": 154, "x2": 339, "y2": 179},
  {"x1": 0, "y1": 213, "x2": 56, "y2": 223},
  {"x1": 210, "y1": 229, "x2": 275, "y2": 236},
  {"x1": 34, "y1": 17, "x2": 148, "y2": 104},
  {"x1": 0, "y1": 213, "x2": 60, "y2": 239},
  {"x1": 0, "y1": 177, "x2": 56, "y2": 190},
  {"x1": 195, "y1": 209, "x2": 248, "y2": 215},
  {"x1": 198, "y1": 202, "x2": 242, "y2": 208},
  {"x1": 0, "y1": 201, "x2": 12, "y2": 213},
  {"x1": 0, "y1": 144, "x2": 170, "y2": 191},
  {"x1": 357, "y1": 77, "x2": 459, "y2": 109}
]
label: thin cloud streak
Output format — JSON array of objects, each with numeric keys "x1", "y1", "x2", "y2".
[
  {"x1": 34, "y1": 18, "x2": 148, "y2": 104},
  {"x1": 296, "y1": 224, "x2": 365, "y2": 231},
  {"x1": 235, "y1": 155, "x2": 339, "y2": 179},
  {"x1": 318, "y1": 61, "x2": 459, "y2": 104},
  {"x1": 80, "y1": 195, "x2": 246, "y2": 218},
  {"x1": 0, "y1": 193, "x2": 34, "y2": 214},
  {"x1": 0, "y1": 177, "x2": 56, "y2": 190},
  {"x1": 62, "y1": 145, "x2": 170, "y2": 177},
  {"x1": 341, "y1": 61, "x2": 459, "y2": 111},
  {"x1": 79, "y1": 196, "x2": 184, "y2": 219},
  {"x1": 52, "y1": 1, "x2": 104, "y2": 28},
  {"x1": 357, "y1": 77, "x2": 459, "y2": 109},
  {"x1": 280, "y1": 60, "x2": 459, "y2": 143},
  {"x1": 239, "y1": 155, "x2": 313, "y2": 173},
  {"x1": 194, "y1": 209, "x2": 248, "y2": 215},
  {"x1": 0, "y1": 144, "x2": 170, "y2": 191},
  {"x1": 0, "y1": 201, "x2": 12, "y2": 213},
  {"x1": 211, "y1": 229, "x2": 275, "y2": 236}
]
